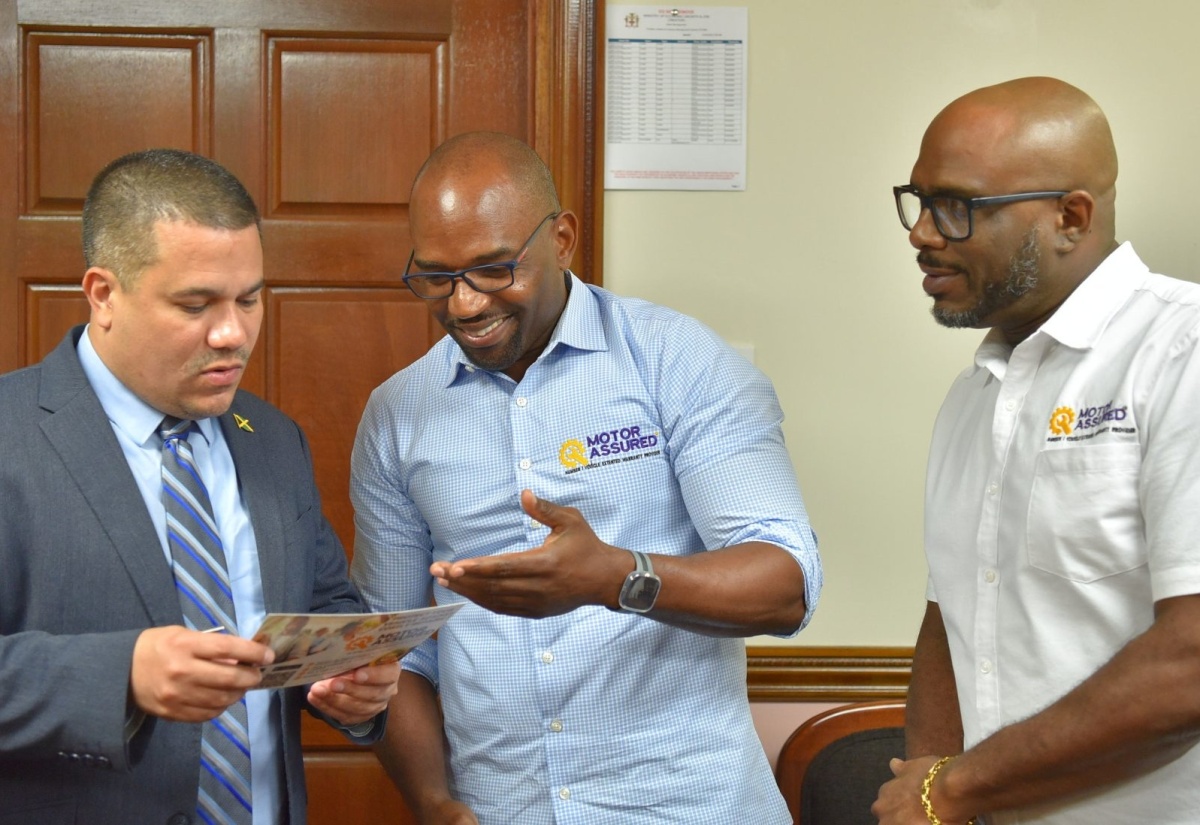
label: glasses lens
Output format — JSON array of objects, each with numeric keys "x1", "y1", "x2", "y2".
[
  {"x1": 931, "y1": 197, "x2": 969, "y2": 240},
  {"x1": 406, "y1": 274, "x2": 453, "y2": 298},
  {"x1": 897, "y1": 190, "x2": 923, "y2": 230},
  {"x1": 462, "y1": 265, "x2": 515, "y2": 293}
]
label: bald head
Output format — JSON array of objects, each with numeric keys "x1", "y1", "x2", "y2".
[
  {"x1": 410, "y1": 132, "x2": 560, "y2": 231},
  {"x1": 403, "y1": 133, "x2": 577, "y2": 381},
  {"x1": 921, "y1": 77, "x2": 1118, "y2": 242},
  {"x1": 907, "y1": 78, "x2": 1122, "y2": 342}
]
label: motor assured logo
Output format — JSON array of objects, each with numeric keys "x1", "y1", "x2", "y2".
[
  {"x1": 558, "y1": 424, "x2": 661, "y2": 475},
  {"x1": 1046, "y1": 400, "x2": 1133, "y2": 442}
]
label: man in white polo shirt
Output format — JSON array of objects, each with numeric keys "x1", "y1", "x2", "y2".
[{"x1": 874, "y1": 77, "x2": 1200, "y2": 824}]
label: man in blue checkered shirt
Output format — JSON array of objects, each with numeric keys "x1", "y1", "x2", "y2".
[{"x1": 350, "y1": 132, "x2": 821, "y2": 825}]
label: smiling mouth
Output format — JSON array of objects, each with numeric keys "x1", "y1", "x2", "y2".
[{"x1": 452, "y1": 315, "x2": 510, "y2": 346}]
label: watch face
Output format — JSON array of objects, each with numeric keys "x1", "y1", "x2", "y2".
[{"x1": 620, "y1": 572, "x2": 661, "y2": 612}]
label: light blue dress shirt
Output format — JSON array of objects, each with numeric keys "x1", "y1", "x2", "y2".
[
  {"x1": 351, "y1": 275, "x2": 821, "y2": 824},
  {"x1": 78, "y1": 329, "x2": 282, "y2": 825}
]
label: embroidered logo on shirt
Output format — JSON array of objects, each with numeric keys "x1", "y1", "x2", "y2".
[
  {"x1": 559, "y1": 440, "x2": 589, "y2": 468},
  {"x1": 1046, "y1": 400, "x2": 1134, "y2": 443},
  {"x1": 1049, "y1": 406, "x2": 1075, "y2": 435},
  {"x1": 559, "y1": 424, "x2": 662, "y2": 475}
]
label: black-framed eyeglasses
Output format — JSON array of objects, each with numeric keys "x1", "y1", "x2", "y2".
[
  {"x1": 893, "y1": 185, "x2": 1069, "y2": 241},
  {"x1": 402, "y1": 211, "x2": 560, "y2": 299}
]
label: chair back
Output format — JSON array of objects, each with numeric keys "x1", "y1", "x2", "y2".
[{"x1": 775, "y1": 699, "x2": 906, "y2": 825}]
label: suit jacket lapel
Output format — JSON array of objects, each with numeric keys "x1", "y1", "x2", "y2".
[
  {"x1": 220, "y1": 404, "x2": 286, "y2": 614},
  {"x1": 38, "y1": 329, "x2": 180, "y2": 626}
]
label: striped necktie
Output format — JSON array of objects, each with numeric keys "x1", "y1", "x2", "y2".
[{"x1": 160, "y1": 416, "x2": 253, "y2": 825}]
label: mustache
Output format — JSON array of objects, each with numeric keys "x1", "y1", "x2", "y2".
[
  {"x1": 192, "y1": 348, "x2": 251, "y2": 370},
  {"x1": 917, "y1": 251, "x2": 966, "y2": 274}
]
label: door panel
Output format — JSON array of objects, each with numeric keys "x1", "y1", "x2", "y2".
[{"x1": 0, "y1": 2, "x2": 604, "y2": 823}]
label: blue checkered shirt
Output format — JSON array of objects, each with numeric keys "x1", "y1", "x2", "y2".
[{"x1": 350, "y1": 275, "x2": 820, "y2": 824}]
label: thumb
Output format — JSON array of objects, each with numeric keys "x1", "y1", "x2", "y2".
[
  {"x1": 521, "y1": 489, "x2": 564, "y2": 527},
  {"x1": 889, "y1": 757, "x2": 905, "y2": 776}
]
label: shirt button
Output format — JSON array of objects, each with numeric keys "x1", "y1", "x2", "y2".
[
  {"x1": 541, "y1": 651, "x2": 554, "y2": 664},
  {"x1": 1004, "y1": 399, "x2": 1016, "y2": 411},
  {"x1": 549, "y1": 719, "x2": 563, "y2": 732},
  {"x1": 529, "y1": 518, "x2": 540, "y2": 529},
  {"x1": 558, "y1": 788, "x2": 571, "y2": 801},
  {"x1": 985, "y1": 569, "x2": 997, "y2": 584},
  {"x1": 465, "y1": 365, "x2": 475, "y2": 373},
  {"x1": 981, "y1": 659, "x2": 993, "y2": 674},
  {"x1": 516, "y1": 396, "x2": 528, "y2": 407},
  {"x1": 987, "y1": 483, "x2": 999, "y2": 496},
  {"x1": 519, "y1": 458, "x2": 532, "y2": 470}
]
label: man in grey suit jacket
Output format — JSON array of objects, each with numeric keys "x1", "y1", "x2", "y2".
[{"x1": 0, "y1": 149, "x2": 400, "y2": 825}]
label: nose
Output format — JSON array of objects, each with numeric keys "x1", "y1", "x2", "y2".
[
  {"x1": 207, "y1": 303, "x2": 250, "y2": 351},
  {"x1": 908, "y1": 207, "x2": 947, "y2": 251},
  {"x1": 446, "y1": 277, "x2": 491, "y2": 318}
]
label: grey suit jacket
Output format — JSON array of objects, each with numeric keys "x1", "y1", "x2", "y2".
[{"x1": 0, "y1": 327, "x2": 377, "y2": 825}]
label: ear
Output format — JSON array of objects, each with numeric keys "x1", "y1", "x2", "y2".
[
  {"x1": 81, "y1": 267, "x2": 120, "y2": 330},
  {"x1": 550, "y1": 209, "x2": 580, "y2": 271},
  {"x1": 1055, "y1": 190, "x2": 1095, "y2": 250}
]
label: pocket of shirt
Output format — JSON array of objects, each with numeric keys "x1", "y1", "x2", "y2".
[{"x1": 1025, "y1": 443, "x2": 1145, "y2": 582}]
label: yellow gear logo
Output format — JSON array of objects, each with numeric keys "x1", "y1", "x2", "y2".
[
  {"x1": 558, "y1": 439, "x2": 588, "y2": 468},
  {"x1": 1049, "y1": 406, "x2": 1075, "y2": 436}
]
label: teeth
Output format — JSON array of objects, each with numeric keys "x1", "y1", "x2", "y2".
[{"x1": 471, "y1": 317, "x2": 504, "y2": 338}]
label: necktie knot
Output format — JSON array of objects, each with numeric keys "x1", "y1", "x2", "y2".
[{"x1": 159, "y1": 415, "x2": 192, "y2": 443}]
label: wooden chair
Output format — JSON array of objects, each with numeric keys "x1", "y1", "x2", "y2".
[{"x1": 775, "y1": 699, "x2": 906, "y2": 825}]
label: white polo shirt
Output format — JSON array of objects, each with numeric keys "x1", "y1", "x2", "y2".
[{"x1": 926, "y1": 242, "x2": 1200, "y2": 824}]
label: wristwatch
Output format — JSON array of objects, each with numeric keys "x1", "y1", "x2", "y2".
[{"x1": 617, "y1": 550, "x2": 662, "y2": 613}]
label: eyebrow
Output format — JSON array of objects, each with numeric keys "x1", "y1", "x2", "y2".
[
  {"x1": 412, "y1": 245, "x2": 523, "y2": 272},
  {"x1": 911, "y1": 183, "x2": 979, "y2": 199},
  {"x1": 168, "y1": 279, "x2": 266, "y2": 300}
]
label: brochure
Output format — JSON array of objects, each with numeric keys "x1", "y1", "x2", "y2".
[{"x1": 248, "y1": 602, "x2": 462, "y2": 689}]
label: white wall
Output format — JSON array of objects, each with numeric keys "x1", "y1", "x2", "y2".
[{"x1": 602, "y1": 0, "x2": 1200, "y2": 646}]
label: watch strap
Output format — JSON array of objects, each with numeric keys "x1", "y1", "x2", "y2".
[{"x1": 631, "y1": 550, "x2": 650, "y2": 576}]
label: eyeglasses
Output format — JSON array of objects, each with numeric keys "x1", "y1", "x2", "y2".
[
  {"x1": 893, "y1": 185, "x2": 1069, "y2": 241},
  {"x1": 402, "y1": 212, "x2": 560, "y2": 299}
]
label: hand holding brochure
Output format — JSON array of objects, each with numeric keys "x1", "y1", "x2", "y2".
[{"x1": 249, "y1": 603, "x2": 462, "y2": 689}]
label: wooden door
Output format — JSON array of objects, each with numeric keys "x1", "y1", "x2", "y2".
[{"x1": 0, "y1": 1, "x2": 604, "y2": 822}]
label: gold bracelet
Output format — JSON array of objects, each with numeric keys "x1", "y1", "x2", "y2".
[{"x1": 920, "y1": 756, "x2": 977, "y2": 825}]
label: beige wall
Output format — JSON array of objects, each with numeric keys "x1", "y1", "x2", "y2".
[{"x1": 602, "y1": 0, "x2": 1200, "y2": 646}]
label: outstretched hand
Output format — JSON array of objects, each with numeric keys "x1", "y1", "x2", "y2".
[{"x1": 430, "y1": 490, "x2": 631, "y2": 617}]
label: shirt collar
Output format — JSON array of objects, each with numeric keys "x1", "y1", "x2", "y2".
[
  {"x1": 440, "y1": 270, "x2": 605, "y2": 387},
  {"x1": 1037, "y1": 241, "x2": 1144, "y2": 350},
  {"x1": 77, "y1": 325, "x2": 217, "y2": 447},
  {"x1": 970, "y1": 241, "x2": 1144, "y2": 381}
]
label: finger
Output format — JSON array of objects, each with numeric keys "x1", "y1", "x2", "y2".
[
  {"x1": 200, "y1": 633, "x2": 275, "y2": 666},
  {"x1": 349, "y1": 662, "x2": 403, "y2": 686},
  {"x1": 447, "y1": 552, "x2": 531, "y2": 580},
  {"x1": 307, "y1": 684, "x2": 389, "y2": 725}
]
